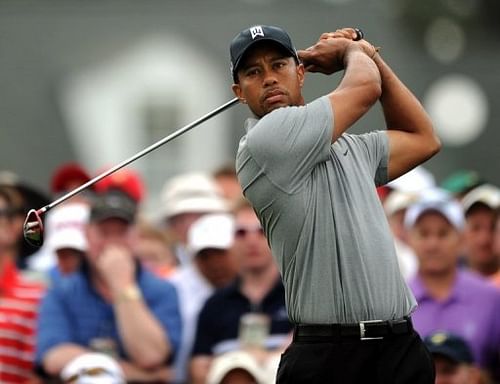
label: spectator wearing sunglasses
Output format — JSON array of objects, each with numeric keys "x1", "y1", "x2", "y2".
[
  {"x1": 0, "y1": 187, "x2": 46, "y2": 383},
  {"x1": 189, "y1": 197, "x2": 292, "y2": 384}
]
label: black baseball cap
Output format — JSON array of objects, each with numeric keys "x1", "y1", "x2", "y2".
[
  {"x1": 230, "y1": 25, "x2": 299, "y2": 82},
  {"x1": 89, "y1": 190, "x2": 137, "y2": 224},
  {"x1": 423, "y1": 331, "x2": 474, "y2": 364}
]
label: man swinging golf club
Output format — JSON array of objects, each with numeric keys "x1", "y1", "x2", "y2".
[{"x1": 230, "y1": 25, "x2": 440, "y2": 383}]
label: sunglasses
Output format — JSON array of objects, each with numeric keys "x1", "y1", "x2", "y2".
[{"x1": 235, "y1": 224, "x2": 265, "y2": 238}]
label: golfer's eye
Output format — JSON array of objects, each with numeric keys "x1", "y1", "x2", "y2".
[
  {"x1": 273, "y1": 60, "x2": 287, "y2": 70},
  {"x1": 244, "y1": 67, "x2": 260, "y2": 77}
]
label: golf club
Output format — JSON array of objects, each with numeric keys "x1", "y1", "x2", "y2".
[{"x1": 23, "y1": 97, "x2": 240, "y2": 247}]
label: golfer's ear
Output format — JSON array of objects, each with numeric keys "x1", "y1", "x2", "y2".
[
  {"x1": 232, "y1": 83, "x2": 244, "y2": 102},
  {"x1": 297, "y1": 63, "x2": 305, "y2": 87}
]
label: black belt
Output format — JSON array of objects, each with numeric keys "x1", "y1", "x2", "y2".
[{"x1": 294, "y1": 317, "x2": 413, "y2": 342}]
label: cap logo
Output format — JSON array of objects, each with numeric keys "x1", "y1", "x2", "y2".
[
  {"x1": 250, "y1": 26, "x2": 264, "y2": 39},
  {"x1": 430, "y1": 332, "x2": 447, "y2": 345}
]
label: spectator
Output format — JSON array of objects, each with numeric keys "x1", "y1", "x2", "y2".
[
  {"x1": 213, "y1": 164, "x2": 243, "y2": 205},
  {"x1": 60, "y1": 352, "x2": 125, "y2": 384},
  {"x1": 383, "y1": 189, "x2": 419, "y2": 280},
  {"x1": 189, "y1": 198, "x2": 292, "y2": 384},
  {"x1": 460, "y1": 184, "x2": 500, "y2": 280},
  {"x1": 423, "y1": 331, "x2": 485, "y2": 384},
  {"x1": 491, "y1": 208, "x2": 500, "y2": 288},
  {"x1": 405, "y1": 189, "x2": 500, "y2": 381},
  {"x1": 36, "y1": 189, "x2": 182, "y2": 383},
  {"x1": 160, "y1": 172, "x2": 227, "y2": 266},
  {"x1": 440, "y1": 169, "x2": 484, "y2": 200},
  {"x1": 27, "y1": 202, "x2": 89, "y2": 280},
  {"x1": 0, "y1": 187, "x2": 46, "y2": 383},
  {"x1": 48, "y1": 209, "x2": 87, "y2": 276},
  {"x1": 0, "y1": 171, "x2": 50, "y2": 269},
  {"x1": 50, "y1": 162, "x2": 93, "y2": 205},
  {"x1": 169, "y1": 213, "x2": 238, "y2": 383},
  {"x1": 134, "y1": 219, "x2": 178, "y2": 278},
  {"x1": 94, "y1": 167, "x2": 146, "y2": 205}
]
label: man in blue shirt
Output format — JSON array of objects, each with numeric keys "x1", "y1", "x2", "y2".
[{"x1": 36, "y1": 189, "x2": 182, "y2": 383}]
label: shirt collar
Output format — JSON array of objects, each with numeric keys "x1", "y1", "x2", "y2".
[{"x1": 244, "y1": 117, "x2": 259, "y2": 133}]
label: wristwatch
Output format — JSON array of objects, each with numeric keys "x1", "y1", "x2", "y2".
[{"x1": 118, "y1": 284, "x2": 143, "y2": 302}]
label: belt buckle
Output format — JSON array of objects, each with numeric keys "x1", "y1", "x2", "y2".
[{"x1": 359, "y1": 320, "x2": 385, "y2": 340}]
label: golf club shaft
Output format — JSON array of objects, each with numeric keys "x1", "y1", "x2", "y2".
[{"x1": 38, "y1": 97, "x2": 240, "y2": 215}]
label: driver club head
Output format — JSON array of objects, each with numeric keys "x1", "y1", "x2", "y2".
[{"x1": 23, "y1": 209, "x2": 44, "y2": 247}]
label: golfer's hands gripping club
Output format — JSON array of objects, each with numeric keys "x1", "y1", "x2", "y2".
[{"x1": 298, "y1": 27, "x2": 378, "y2": 74}]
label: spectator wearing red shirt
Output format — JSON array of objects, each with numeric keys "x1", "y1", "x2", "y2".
[{"x1": 0, "y1": 187, "x2": 45, "y2": 383}]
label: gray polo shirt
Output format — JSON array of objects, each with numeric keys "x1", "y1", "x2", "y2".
[{"x1": 236, "y1": 96, "x2": 416, "y2": 324}]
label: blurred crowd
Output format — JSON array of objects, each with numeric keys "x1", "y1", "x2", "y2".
[{"x1": 0, "y1": 162, "x2": 499, "y2": 384}]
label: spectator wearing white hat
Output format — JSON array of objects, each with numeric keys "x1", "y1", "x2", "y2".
[
  {"x1": 160, "y1": 172, "x2": 228, "y2": 267},
  {"x1": 383, "y1": 189, "x2": 419, "y2": 281},
  {"x1": 27, "y1": 202, "x2": 89, "y2": 281},
  {"x1": 189, "y1": 198, "x2": 292, "y2": 384},
  {"x1": 492, "y1": 207, "x2": 500, "y2": 288},
  {"x1": 405, "y1": 188, "x2": 500, "y2": 381},
  {"x1": 49, "y1": 223, "x2": 87, "y2": 276},
  {"x1": 460, "y1": 184, "x2": 500, "y2": 280},
  {"x1": 169, "y1": 213, "x2": 238, "y2": 383}
]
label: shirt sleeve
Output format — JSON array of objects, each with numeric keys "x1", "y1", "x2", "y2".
[
  {"x1": 353, "y1": 130, "x2": 389, "y2": 186},
  {"x1": 246, "y1": 96, "x2": 333, "y2": 193}
]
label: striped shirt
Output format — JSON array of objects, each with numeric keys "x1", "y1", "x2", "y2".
[{"x1": 1, "y1": 260, "x2": 45, "y2": 383}]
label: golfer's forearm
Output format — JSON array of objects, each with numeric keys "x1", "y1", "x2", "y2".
[
  {"x1": 329, "y1": 47, "x2": 381, "y2": 141},
  {"x1": 114, "y1": 299, "x2": 170, "y2": 368},
  {"x1": 340, "y1": 47, "x2": 381, "y2": 103}
]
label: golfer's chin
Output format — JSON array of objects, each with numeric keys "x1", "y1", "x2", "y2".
[{"x1": 262, "y1": 100, "x2": 289, "y2": 115}]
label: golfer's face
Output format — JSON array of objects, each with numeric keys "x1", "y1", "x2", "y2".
[{"x1": 232, "y1": 42, "x2": 304, "y2": 117}]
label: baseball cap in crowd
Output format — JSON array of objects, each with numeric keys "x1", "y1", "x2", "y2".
[
  {"x1": 94, "y1": 168, "x2": 145, "y2": 203},
  {"x1": 161, "y1": 173, "x2": 227, "y2": 220},
  {"x1": 383, "y1": 190, "x2": 418, "y2": 217},
  {"x1": 423, "y1": 331, "x2": 474, "y2": 364},
  {"x1": 51, "y1": 163, "x2": 92, "y2": 195},
  {"x1": 230, "y1": 25, "x2": 299, "y2": 82},
  {"x1": 60, "y1": 352, "x2": 125, "y2": 384},
  {"x1": 440, "y1": 169, "x2": 483, "y2": 197},
  {"x1": 90, "y1": 190, "x2": 137, "y2": 224},
  {"x1": 47, "y1": 204, "x2": 89, "y2": 253},
  {"x1": 461, "y1": 184, "x2": 500, "y2": 214},
  {"x1": 387, "y1": 166, "x2": 436, "y2": 193},
  {"x1": 188, "y1": 213, "x2": 235, "y2": 256},
  {"x1": 404, "y1": 188, "x2": 464, "y2": 230},
  {"x1": 206, "y1": 351, "x2": 266, "y2": 384}
]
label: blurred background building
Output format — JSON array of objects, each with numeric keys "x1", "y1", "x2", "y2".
[{"x1": 1, "y1": 0, "x2": 499, "y2": 217}]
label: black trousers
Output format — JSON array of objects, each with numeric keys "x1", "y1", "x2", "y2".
[{"x1": 276, "y1": 330, "x2": 435, "y2": 384}]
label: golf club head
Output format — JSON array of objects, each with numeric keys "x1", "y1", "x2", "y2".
[{"x1": 23, "y1": 209, "x2": 44, "y2": 247}]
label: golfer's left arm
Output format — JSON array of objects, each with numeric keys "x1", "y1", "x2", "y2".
[{"x1": 373, "y1": 53, "x2": 441, "y2": 180}]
